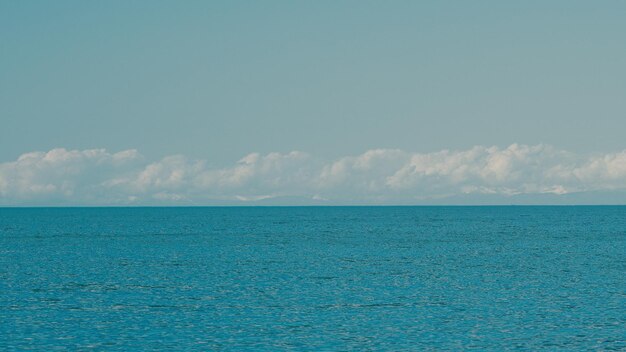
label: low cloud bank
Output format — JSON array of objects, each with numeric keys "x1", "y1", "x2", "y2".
[{"x1": 1, "y1": 144, "x2": 626, "y2": 205}]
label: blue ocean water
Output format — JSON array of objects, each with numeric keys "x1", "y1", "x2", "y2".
[{"x1": 1, "y1": 206, "x2": 625, "y2": 350}]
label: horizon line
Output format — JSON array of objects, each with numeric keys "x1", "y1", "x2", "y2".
[{"x1": 2, "y1": 204, "x2": 626, "y2": 209}]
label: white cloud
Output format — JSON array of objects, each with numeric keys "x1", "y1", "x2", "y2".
[
  {"x1": 0, "y1": 148, "x2": 142, "y2": 203},
  {"x1": 318, "y1": 149, "x2": 408, "y2": 191},
  {"x1": 1, "y1": 145, "x2": 626, "y2": 205}
]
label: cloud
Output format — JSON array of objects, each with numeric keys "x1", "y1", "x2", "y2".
[
  {"x1": 0, "y1": 148, "x2": 142, "y2": 203},
  {"x1": 1, "y1": 145, "x2": 626, "y2": 205},
  {"x1": 385, "y1": 144, "x2": 576, "y2": 195}
]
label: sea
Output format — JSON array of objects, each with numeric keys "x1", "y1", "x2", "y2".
[{"x1": 1, "y1": 206, "x2": 625, "y2": 350}]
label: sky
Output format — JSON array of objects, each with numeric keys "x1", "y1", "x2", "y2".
[{"x1": 1, "y1": 1, "x2": 626, "y2": 205}]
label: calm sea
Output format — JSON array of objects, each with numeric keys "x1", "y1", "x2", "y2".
[{"x1": 1, "y1": 206, "x2": 625, "y2": 350}]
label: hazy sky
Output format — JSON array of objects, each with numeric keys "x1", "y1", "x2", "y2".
[{"x1": 2, "y1": 1, "x2": 626, "y2": 205}]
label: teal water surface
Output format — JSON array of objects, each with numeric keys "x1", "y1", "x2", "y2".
[{"x1": 1, "y1": 206, "x2": 625, "y2": 350}]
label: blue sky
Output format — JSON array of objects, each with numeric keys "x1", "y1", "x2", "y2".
[{"x1": 1, "y1": 1, "x2": 626, "y2": 205}]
